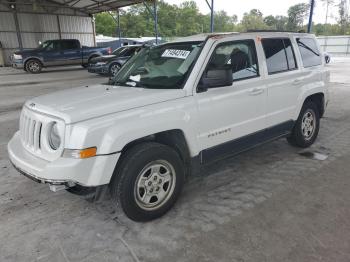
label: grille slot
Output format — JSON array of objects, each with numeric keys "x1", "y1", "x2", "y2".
[{"x1": 20, "y1": 112, "x2": 43, "y2": 151}]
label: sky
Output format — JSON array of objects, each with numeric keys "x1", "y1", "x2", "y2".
[{"x1": 164, "y1": 0, "x2": 342, "y2": 24}]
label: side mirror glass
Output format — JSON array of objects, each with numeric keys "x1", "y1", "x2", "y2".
[{"x1": 198, "y1": 68, "x2": 233, "y2": 92}]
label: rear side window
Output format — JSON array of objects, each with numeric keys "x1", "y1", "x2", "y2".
[
  {"x1": 296, "y1": 38, "x2": 322, "y2": 67},
  {"x1": 61, "y1": 40, "x2": 80, "y2": 50},
  {"x1": 262, "y1": 38, "x2": 297, "y2": 74}
]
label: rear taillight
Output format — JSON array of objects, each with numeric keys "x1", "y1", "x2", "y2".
[{"x1": 107, "y1": 47, "x2": 112, "y2": 54}]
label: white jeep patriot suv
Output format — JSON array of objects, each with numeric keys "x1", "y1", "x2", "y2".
[{"x1": 8, "y1": 32, "x2": 329, "y2": 221}]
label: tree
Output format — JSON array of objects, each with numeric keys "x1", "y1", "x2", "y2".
[
  {"x1": 94, "y1": 12, "x2": 117, "y2": 36},
  {"x1": 264, "y1": 15, "x2": 288, "y2": 30},
  {"x1": 241, "y1": 9, "x2": 268, "y2": 31},
  {"x1": 338, "y1": 0, "x2": 349, "y2": 34},
  {"x1": 94, "y1": 0, "x2": 350, "y2": 38},
  {"x1": 287, "y1": 3, "x2": 310, "y2": 31}
]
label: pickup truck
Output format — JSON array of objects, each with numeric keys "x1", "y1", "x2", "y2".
[
  {"x1": 11, "y1": 39, "x2": 112, "y2": 73},
  {"x1": 8, "y1": 32, "x2": 329, "y2": 222}
]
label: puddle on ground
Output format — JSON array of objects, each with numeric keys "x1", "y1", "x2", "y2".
[{"x1": 299, "y1": 151, "x2": 329, "y2": 161}]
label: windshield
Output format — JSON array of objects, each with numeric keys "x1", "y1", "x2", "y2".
[
  {"x1": 111, "y1": 41, "x2": 203, "y2": 89},
  {"x1": 112, "y1": 47, "x2": 127, "y2": 56}
]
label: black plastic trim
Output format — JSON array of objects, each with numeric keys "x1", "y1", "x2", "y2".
[{"x1": 200, "y1": 120, "x2": 295, "y2": 164}]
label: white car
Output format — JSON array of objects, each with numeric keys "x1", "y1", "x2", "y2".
[{"x1": 8, "y1": 32, "x2": 329, "y2": 221}]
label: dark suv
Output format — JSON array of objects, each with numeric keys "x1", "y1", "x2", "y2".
[{"x1": 87, "y1": 45, "x2": 143, "y2": 76}]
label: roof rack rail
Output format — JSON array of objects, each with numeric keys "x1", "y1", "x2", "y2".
[{"x1": 246, "y1": 29, "x2": 307, "y2": 33}]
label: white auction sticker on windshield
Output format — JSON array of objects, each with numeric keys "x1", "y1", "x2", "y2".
[{"x1": 161, "y1": 49, "x2": 190, "y2": 59}]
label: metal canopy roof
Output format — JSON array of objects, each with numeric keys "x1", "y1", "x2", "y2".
[{"x1": 50, "y1": 0, "x2": 150, "y2": 14}]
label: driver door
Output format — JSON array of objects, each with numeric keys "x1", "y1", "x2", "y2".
[
  {"x1": 43, "y1": 40, "x2": 64, "y2": 66},
  {"x1": 195, "y1": 39, "x2": 267, "y2": 162}
]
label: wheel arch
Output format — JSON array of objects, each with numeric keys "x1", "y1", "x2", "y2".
[
  {"x1": 112, "y1": 129, "x2": 193, "y2": 182},
  {"x1": 295, "y1": 91, "x2": 326, "y2": 120},
  {"x1": 120, "y1": 129, "x2": 191, "y2": 165},
  {"x1": 24, "y1": 57, "x2": 44, "y2": 68},
  {"x1": 303, "y1": 92, "x2": 325, "y2": 118},
  {"x1": 87, "y1": 52, "x2": 102, "y2": 61}
]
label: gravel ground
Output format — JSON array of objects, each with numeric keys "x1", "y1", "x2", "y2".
[{"x1": 0, "y1": 60, "x2": 349, "y2": 262}]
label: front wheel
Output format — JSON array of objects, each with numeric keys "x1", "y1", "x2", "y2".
[
  {"x1": 287, "y1": 101, "x2": 320, "y2": 148},
  {"x1": 110, "y1": 142, "x2": 185, "y2": 222},
  {"x1": 109, "y1": 63, "x2": 121, "y2": 76},
  {"x1": 26, "y1": 59, "x2": 42, "y2": 74}
]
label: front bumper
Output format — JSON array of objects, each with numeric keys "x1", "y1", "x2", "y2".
[
  {"x1": 8, "y1": 132, "x2": 119, "y2": 187},
  {"x1": 87, "y1": 64, "x2": 109, "y2": 75},
  {"x1": 12, "y1": 60, "x2": 24, "y2": 69}
]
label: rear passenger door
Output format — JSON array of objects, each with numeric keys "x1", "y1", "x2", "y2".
[
  {"x1": 60, "y1": 40, "x2": 82, "y2": 65},
  {"x1": 261, "y1": 37, "x2": 303, "y2": 128}
]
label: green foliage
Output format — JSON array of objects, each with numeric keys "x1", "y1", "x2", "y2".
[
  {"x1": 287, "y1": 3, "x2": 310, "y2": 31},
  {"x1": 94, "y1": 0, "x2": 350, "y2": 38},
  {"x1": 241, "y1": 9, "x2": 269, "y2": 31}
]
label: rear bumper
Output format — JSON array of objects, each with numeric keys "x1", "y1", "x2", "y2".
[{"x1": 8, "y1": 132, "x2": 119, "y2": 187}]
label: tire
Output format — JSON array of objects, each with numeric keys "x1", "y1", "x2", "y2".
[
  {"x1": 109, "y1": 63, "x2": 121, "y2": 76},
  {"x1": 25, "y1": 59, "x2": 42, "y2": 74},
  {"x1": 81, "y1": 64, "x2": 88, "y2": 68},
  {"x1": 110, "y1": 142, "x2": 185, "y2": 222},
  {"x1": 287, "y1": 101, "x2": 320, "y2": 148}
]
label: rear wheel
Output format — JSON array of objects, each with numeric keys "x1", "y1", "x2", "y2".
[
  {"x1": 287, "y1": 101, "x2": 320, "y2": 148},
  {"x1": 110, "y1": 142, "x2": 185, "y2": 222},
  {"x1": 26, "y1": 59, "x2": 42, "y2": 74}
]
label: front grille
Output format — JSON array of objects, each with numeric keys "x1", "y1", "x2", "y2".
[
  {"x1": 20, "y1": 111, "x2": 43, "y2": 151},
  {"x1": 19, "y1": 107, "x2": 65, "y2": 162}
]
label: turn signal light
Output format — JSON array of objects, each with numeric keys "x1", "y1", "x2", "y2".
[{"x1": 62, "y1": 147, "x2": 97, "y2": 159}]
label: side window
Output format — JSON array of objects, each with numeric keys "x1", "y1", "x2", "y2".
[
  {"x1": 45, "y1": 41, "x2": 60, "y2": 51},
  {"x1": 208, "y1": 39, "x2": 259, "y2": 81},
  {"x1": 262, "y1": 38, "x2": 298, "y2": 74},
  {"x1": 123, "y1": 47, "x2": 137, "y2": 57},
  {"x1": 61, "y1": 40, "x2": 79, "y2": 50},
  {"x1": 297, "y1": 38, "x2": 322, "y2": 67}
]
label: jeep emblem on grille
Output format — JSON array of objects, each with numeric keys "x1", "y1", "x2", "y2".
[{"x1": 29, "y1": 103, "x2": 35, "y2": 108}]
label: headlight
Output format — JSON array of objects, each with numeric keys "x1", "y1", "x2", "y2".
[
  {"x1": 13, "y1": 54, "x2": 22, "y2": 60},
  {"x1": 96, "y1": 61, "x2": 107, "y2": 65},
  {"x1": 48, "y1": 122, "x2": 61, "y2": 150}
]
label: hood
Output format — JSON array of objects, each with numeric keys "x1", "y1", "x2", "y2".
[
  {"x1": 25, "y1": 84, "x2": 186, "y2": 124},
  {"x1": 15, "y1": 48, "x2": 41, "y2": 55},
  {"x1": 90, "y1": 55, "x2": 117, "y2": 63}
]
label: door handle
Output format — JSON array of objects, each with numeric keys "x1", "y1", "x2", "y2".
[
  {"x1": 249, "y1": 88, "x2": 264, "y2": 96},
  {"x1": 292, "y1": 79, "x2": 303, "y2": 85}
]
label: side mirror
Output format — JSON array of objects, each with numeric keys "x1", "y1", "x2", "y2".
[{"x1": 198, "y1": 68, "x2": 233, "y2": 92}]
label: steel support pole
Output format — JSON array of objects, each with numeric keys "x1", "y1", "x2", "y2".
[
  {"x1": 210, "y1": 0, "x2": 214, "y2": 33},
  {"x1": 307, "y1": 0, "x2": 315, "y2": 33},
  {"x1": 154, "y1": 0, "x2": 158, "y2": 44},
  {"x1": 205, "y1": 0, "x2": 214, "y2": 32},
  {"x1": 13, "y1": 9, "x2": 23, "y2": 50},
  {"x1": 117, "y1": 9, "x2": 121, "y2": 47},
  {"x1": 57, "y1": 15, "x2": 62, "y2": 39}
]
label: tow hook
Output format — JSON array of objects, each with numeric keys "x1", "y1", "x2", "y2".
[
  {"x1": 49, "y1": 184, "x2": 68, "y2": 192},
  {"x1": 49, "y1": 182, "x2": 75, "y2": 192}
]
